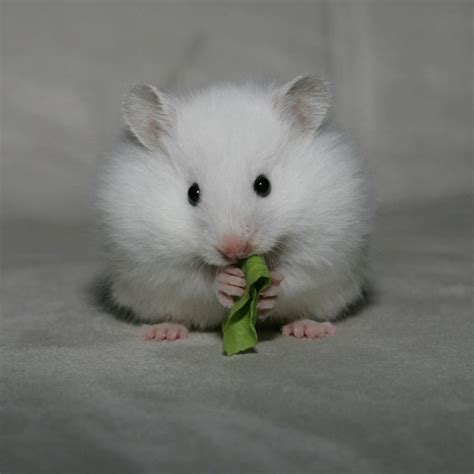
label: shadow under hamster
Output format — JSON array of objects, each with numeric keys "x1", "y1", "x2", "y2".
[{"x1": 86, "y1": 274, "x2": 375, "y2": 334}]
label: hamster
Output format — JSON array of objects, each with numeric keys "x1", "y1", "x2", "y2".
[{"x1": 96, "y1": 75, "x2": 373, "y2": 341}]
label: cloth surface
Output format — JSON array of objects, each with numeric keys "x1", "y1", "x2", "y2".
[
  {"x1": 1, "y1": 194, "x2": 472, "y2": 474},
  {"x1": 1, "y1": 2, "x2": 472, "y2": 472}
]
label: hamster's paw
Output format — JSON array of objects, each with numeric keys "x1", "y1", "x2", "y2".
[
  {"x1": 141, "y1": 323, "x2": 189, "y2": 341},
  {"x1": 216, "y1": 266, "x2": 246, "y2": 308},
  {"x1": 281, "y1": 319, "x2": 335, "y2": 339},
  {"x1": 258, "y1": 271, "x2": 284, "y2": 318}
]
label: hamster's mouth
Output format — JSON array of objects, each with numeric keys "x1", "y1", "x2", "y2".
[
  {"x1": 261, "y1": 236, "x2": 290, "y2": 270},
  {"x1": 195, "y1": 237, "x2": 289, "y2": 276},
  {"x1": 262, "y1": 247, "x2": 282, "y2": 271}
]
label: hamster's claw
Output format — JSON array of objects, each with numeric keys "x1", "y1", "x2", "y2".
[
  {"x1": 257, "y1": 271, "x2": 283, "y2": 318},
  {"x1": 281, "y1": 320, "x2": 336, "y2": 339},
  {"x1": 216, "y1": 266, "x2": 246, "y2": 308},
  {"x1": 216, "y1": 268, "x2": 283, "y2": 317},
  {"x1": 141, "y1": 323, "x2": 189, "y2": 341}
]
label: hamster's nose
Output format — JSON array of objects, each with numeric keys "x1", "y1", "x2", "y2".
[{"x1": 217, "y1": 235, "x2": 254, "y2": 261}]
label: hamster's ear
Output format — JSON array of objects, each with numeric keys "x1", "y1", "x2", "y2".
[
  {"x1": 122, "y1": 84, "x2": 174, "y2": 150},
  {"x1": 275, "y1": 75, "x2": 331, "y2": 132}
]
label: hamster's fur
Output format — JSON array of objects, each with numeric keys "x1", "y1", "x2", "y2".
[{"x1": 96, "y1": 76, "x2": 373, "y2": 330}]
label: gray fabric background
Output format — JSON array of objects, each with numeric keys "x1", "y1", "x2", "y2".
[{"x1": 1, "y1": 1, "x2": 473, "y2": 473}]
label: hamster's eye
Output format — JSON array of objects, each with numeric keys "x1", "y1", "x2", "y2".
[
  {"x1": 187, "y1": 183, "x2": 201, "y2": 206},
  {"x1": 253, "y1": 174, "x2": 271, "y2": 198}
]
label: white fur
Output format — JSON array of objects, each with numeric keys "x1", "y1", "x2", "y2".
[{"x1": 96, "y1": 78, "x2": 373, "y2": 329}]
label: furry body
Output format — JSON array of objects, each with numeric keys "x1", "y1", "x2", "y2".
[{"x1": 97, "y1": 77, "x2": 372, "y2": 331}]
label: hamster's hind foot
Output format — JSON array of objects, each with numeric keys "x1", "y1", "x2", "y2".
[
  {"x1": 141, "y1": 323, "x2": 189, "y2": 341},
  {"x1": 281, "y1": 319, "x2": 335, "y2": 339}
]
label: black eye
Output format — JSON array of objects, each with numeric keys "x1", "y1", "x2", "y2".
[
  {"x1": 253, "y1": 174, "x2": 271, "y2": 197},
  {"x1": 187, "y1": 183, "x2": 200, "y2": 206}
]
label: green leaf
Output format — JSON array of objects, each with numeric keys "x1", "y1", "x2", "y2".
[{"x1": 221, "y1": 255, "x2": 271, "y2": 356}]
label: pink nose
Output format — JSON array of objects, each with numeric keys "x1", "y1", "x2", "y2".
[{"x1": 217, "y1": 235, "x2": 253, "y2": 261}]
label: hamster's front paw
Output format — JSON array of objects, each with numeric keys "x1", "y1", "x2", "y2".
[
  {"x1": 257, "y1": 271, "x2": 283, "y2": 318},
  {"x1": 216, "y1": 266, "x2": 246, "y2": 308},
  {"x1": 216, "y1": 267, "x2": 283, "y2": 316},
  {"x1": 281, "y1": 320, "x2": 335, "y2": 339},
  {"x1": 141, "y1": 323, "x2": 188, "y2": 341}
]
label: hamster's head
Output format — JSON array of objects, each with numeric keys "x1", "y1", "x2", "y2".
[{"x1": 115, "y1": 76, "x2": 332, "y2": 269}]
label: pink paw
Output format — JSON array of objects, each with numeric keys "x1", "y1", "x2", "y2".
[
  {"x1": 140, "y1": 323, "x2": 188, "y2": 342},
  {"x1": 216, "y1": 266, "x2": 246, "y2": 308},
  {"x1": 216, "y1": 267, "x2": 284, "y2": 318},
  {"x1": 257, "y1": 271, "x2": 284, "y2": 318},
  {"x1": 281, "y1": 319, "x2": 336, "y2": 339}
]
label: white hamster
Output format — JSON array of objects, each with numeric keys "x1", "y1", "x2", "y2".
[{"x1": 96, "y1": 76, "x2": 373, "y2": 341}]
